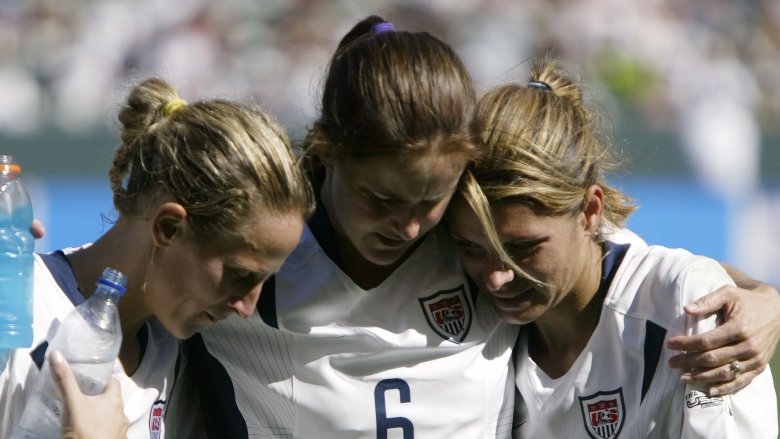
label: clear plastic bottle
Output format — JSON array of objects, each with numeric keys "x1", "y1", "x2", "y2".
[
  {"x1": 11, "y1": 267, "x2": 127, "y2": 439},
  {"x1": 0, "y1": 155, "x2": 34, "y2": 353}
]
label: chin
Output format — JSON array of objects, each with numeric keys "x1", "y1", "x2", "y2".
[
  {"x1": 495, "y1": 305, "x2": 544, "y2": 325},
  {"x1": 362, "y1": 246, "x2": 407, "y2": 267},
  {"x1": 165, "y1": 322, "x2": 198, "y2": 340}
]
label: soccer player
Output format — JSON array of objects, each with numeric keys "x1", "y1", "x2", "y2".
[
  {"x1": 0, "y1": 77, "x2": 314, "y2": 438},
  {"x1": 447, "y1": 57, "x2": 777, "y2": 437},
  {"x1": 170, "y1": 15, "x2": 520, "y2": 437},
  {"x1": 170, "y1": 16, "x2": 780, "y2": 439}
]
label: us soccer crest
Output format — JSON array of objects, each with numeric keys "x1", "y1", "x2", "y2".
[
  {"x1": 579, "y1": 388, "x2": 626, "y2": 439},
  {"x1": 418, "y1": 285, "x2": 472, "y2": 343},
  {"x1": 149, "y1": 400, "x2": 165, "y2": 439}
]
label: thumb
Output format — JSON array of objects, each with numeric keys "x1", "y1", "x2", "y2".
[
  {"x1": 49, "y1": 350, "x2": 80, "y2": 406},
  {"x1": 683, "y1": 285, "x2": 728, "y2": 316}
]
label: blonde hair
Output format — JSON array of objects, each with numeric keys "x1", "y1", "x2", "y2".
[
  {"x1": 460, "y1": 58, "x2": 636, "y2": 278},
  {"x1": 111, "y1": 77, "x2": 314, "y2": 243}
]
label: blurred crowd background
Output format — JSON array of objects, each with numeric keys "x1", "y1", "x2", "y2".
[
  {"x1": 1, "y1": 0, "x2": 779, "y2": 281},
  {"x1": 1, "y1": 0, "x2": 780, "y2": 417}
]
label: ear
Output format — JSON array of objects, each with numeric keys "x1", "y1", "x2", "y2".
[
  {"x1": 150, "y1": 202, "x2": 188, "y2": 247},
  {"x1": 580, "y1": 185, "x2": 604, "y2": 235}
]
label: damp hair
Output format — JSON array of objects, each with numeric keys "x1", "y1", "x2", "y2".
[
  {"x1": 459, "y1": 57, "x2": 636, "y2": 279},
  {"x1": 111, "y1": 77, "x2": 314, "y2": 243},
  {"x1": 301, "y1": 15, "x2": 481, "y2": 182}
]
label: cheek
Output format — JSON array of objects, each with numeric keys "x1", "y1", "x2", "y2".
[
  {"x1": 457, "y1": 253, "x2": 483, "y2": 284},
  {"x1": 423, "y1": 201, "x2": 449, "y2": 228}
]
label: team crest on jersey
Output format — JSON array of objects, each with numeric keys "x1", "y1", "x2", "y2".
[
  {"x1": 418, "y1": 285, "x2": 472, "y2": 343},
  {"x1": 149, "y1": 399, "x2": 165, "y2": 439},
  {"x1": 579, "y1": 388, "x2": 625, "y2": 439}
]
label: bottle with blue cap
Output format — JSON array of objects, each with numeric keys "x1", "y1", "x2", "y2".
[{"x1": 12, "y1": 267, "x2": 127, "y2": 438}]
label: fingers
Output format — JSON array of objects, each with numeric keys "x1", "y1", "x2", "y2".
[
  {"x1": 667, "y1": 322, "x2": 745, "y2": 353},
  {"x1": 30, "y1": 219, "x2": 46, "y2": 239},
  {"x1": 49, "y1": 350, "x2": 79, "y2": 406},
  {"x1": 681, "y1": 285, "x2": 737, "y2": 317},
  {"x1": 679, "y1": 355, "x2": 761, "y2": 382},
  {"x1": 706, "y1": 370, "x2": 759, "y2": 396}
]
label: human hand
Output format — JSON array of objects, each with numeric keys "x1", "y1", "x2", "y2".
[
  {"x1": 666, "y1": 283, "x2": 780, "y2": 396},
  {"x1": 30, "y1": 219, "x2": 45, "y2": 239},
  {"x1": 49, "y1": 350, "x2": 128, "y2": 439}
]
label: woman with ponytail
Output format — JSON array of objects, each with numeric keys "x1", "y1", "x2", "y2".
[{"x1": 447, "y1": 58, "x2": 777, "y2": 438}]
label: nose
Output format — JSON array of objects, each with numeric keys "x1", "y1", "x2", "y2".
[
  {"x1": 391, "y1": 209, "x2": 422, "y2": 240},
  {"x1": 227, "y1": 284, "x2": 263, "y2": 318},
  {"x1": 484, "y1": 258, "x2": 514, "y2": 292}
]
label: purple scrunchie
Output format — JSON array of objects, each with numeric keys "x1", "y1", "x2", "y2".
[{"x1": 371, "y1": 22, "x2": 395, "y2": 34}]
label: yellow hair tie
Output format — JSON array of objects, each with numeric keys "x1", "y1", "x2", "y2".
[{"x1": 162, "y1": 98, "x2": 188, "y2": 117}]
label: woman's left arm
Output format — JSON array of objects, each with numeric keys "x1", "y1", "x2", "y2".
[{"x1": 667, "y1": 264, "x2": 780, "y2": 395}]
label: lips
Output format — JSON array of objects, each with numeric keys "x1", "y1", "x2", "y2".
[
  {"x1": 488, "y1": 288, "x2": 533, "y2": 309},
  {"x1": 204, "y1": 311, "x2": 218, "y2": 323},
  {"x1": 375, "y1": 233, "x2": 407, "y2": 248}
]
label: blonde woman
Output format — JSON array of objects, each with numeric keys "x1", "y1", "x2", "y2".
[
  {"x1": 447, "y1": 58, "x2": 777, "y2": 437},
  {"x1": 0, "y1": 77, "x2": 314, "y2": 438}
]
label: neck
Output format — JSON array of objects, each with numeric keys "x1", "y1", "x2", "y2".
[
  {"x1": 334, "y1": 232, "x2": 412, "y2": 290},
  {"x1": 528, "y1": 241, "x2": 604, "y2": 378},
  {"x1": 65, "y1": 220, "x2": 154, "y2": 374}
]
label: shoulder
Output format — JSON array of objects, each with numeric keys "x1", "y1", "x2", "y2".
[
  {"x1": 604, "y1": 226, "x2": 647, "y2": 248},
  {"x1": 606, "y1": 245, "x2": 732, "y2": 327}
]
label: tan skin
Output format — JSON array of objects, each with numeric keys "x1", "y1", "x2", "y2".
[
  {"x1": 62, "y1": 201, "x2": 303, "y2": 374},
  {"x1": 319, "y1": 152, "x2": 465, "y2": 289},
  {"x1": 449, "y1": 186, "x2": 606, "y2": 377},
  {"x1": 668, "y1": 277, "x2": 780, "y2": 395},
  {"x1": 49, "y1": 351, "x2": 128, "y2": 439},
  {"x1": 30, "y1": 186, "x2": 778, "y2": 391},
  {"x1": 448, "y1": 186, "x2": 780, "y2": 392}
]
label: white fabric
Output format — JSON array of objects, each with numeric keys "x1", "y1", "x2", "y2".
[
  {"x1": 0, "y1": 249, "x2": 178, "y2": 439},
  {"x1": 513, "y1": 244, "x2": 777, "y2": 438},
  {"x1": 198, "y1": 226, "x2": 519, "y2": 438}
]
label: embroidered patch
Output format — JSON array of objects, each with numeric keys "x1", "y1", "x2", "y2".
[
  {"x1": 149, "y1": 400, "x2": 165, "y2": 439},
  {"x1": 579, "y1": 388, "x2": 626, "y2": 439},
  {"x1": 418, "y1": 285, "x2": 472, "y2": 343},
  {"x1": 686, "y1": 390, "x2": 724, "y2": 409}
]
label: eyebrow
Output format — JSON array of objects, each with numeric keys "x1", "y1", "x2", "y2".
[{"x1": 364, "y1": 186, "x2": 453, "y2": 203}]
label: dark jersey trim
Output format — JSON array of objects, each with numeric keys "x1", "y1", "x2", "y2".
[
  {"x1": 31, "y1": 251, "x2": 84, "y2": 369},
  {"x1": 642, "y1": 320, "x2": 667, "y2": 403}
]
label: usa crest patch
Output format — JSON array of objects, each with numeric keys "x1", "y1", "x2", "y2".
[
  {"x1": 418, "y1": 285, "x2": 472, "y2": 343},
  {"x1": 149, "y1": 400, "x2": 165, "y2": 439},
  {"x1": 579, "y1": 388, "x2": 625, "y2": 439}
]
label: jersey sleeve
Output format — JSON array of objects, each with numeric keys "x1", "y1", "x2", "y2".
[{"x1": 676, "y1": 259, "x2": 778, "y2": 439}]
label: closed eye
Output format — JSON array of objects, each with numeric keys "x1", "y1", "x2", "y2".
[
  {"x1": 505, "y1": 240, "x2": 542, "y2": 258},
  {"x1": 453, "y1": 238, "x2": 485, "y2": 256}
]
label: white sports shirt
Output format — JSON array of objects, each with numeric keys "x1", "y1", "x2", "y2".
[
  {"x1": 0, "y1": 249, "x2": 178, "y2": 439},
  {"x1": 173, "y1": 222, "x2": 519, "y2": 438},
  {"x1": 513, "y1": 242, "x2": 777, "y2": 438}
]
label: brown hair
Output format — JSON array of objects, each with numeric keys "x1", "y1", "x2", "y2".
[
  {"x1": 460, "y1": 58, "x2": 636, "y2": 277},
  {"x1": 302, "y1": 15, "x2": 480, "y2": 180},
  {"x1": 111, "y1": 77, "x2": 314, "y2": 243}
]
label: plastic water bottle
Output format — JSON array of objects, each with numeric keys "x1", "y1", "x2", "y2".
[
  {"x1": 0, "y1": 155, "x2": 34, "y2": 353},
  {"x1": 12, "y1": 267, "x2": 127, "y2": 439}
]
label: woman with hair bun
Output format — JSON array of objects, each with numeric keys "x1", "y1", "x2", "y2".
[
  {"x1": 174, "y1": 16, "x2": 780, "y2": 439},
  {"x1": 447, "y1": 57, "x2": 777, "y2": 438},
  {"x1": 0, "y1": 77, "x2": 314, "y2": 438},
  {"x1": 174, "y1": 15, "x2": 520, "y2": 438}
]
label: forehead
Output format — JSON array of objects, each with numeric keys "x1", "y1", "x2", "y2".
[
  {"x1": 337, "y1": 153, "x2": 467, "y2": 200},
  {"x1": 208, "y1": 212, "x2": 304, "y2": 268},
  {"x1": 448, "y1": 197, "x2": 561, "y2": 240}
]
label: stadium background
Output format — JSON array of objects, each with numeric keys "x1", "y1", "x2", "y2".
[{"x1": 2, "y1": 0, "x2": 779, "y2": 421}]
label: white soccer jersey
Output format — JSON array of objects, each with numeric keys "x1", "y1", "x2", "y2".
[
  {"x1": 0, "y1": 249, "x2": 178, "y2": 439},
  {"x1": 183, "y1": 225, "x2": 518, "y2": 438},
  {"x1": 513, "y1": 243, "x2": 777, "y2": 438}
]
